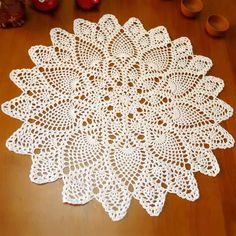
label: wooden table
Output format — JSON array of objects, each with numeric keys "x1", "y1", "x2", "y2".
[{"x1": 0, "y1": 0, "x2": 236, "y2": 235}]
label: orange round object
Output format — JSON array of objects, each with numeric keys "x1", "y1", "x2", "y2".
[
  {"x1": 205, "y1": 14, "x2": 230, "y2": 37},
  {"x1": 181, "y1": 0, "x2": 203, "y2": 18}
]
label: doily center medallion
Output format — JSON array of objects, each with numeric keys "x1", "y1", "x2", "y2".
[{"x1": 1, "y1": 14, "x2": 234, "y2": 221}]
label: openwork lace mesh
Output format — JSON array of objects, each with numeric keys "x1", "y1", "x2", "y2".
[{"x1": 1, "y1": 15, "x2": 234, "y2": 221}]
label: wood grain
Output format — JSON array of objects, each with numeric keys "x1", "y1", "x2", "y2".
[{"x1": 0, "y1": 0, "x2": 236, "y2": 235}]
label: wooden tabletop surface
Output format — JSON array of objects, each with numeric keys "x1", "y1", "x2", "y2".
[{"x1": 0, "y1": 0, "x2": 236, "y2": 235}]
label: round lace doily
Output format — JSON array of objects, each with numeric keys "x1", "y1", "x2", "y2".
[{"x1": 1, "y1": 14, "x2": 234, "y2": 221}]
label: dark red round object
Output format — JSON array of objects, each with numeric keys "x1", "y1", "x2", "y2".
[
  {"x1": 76, "y1": 0, "x2": 100, "y2": 10},
  {"x1": 32, "y1": 0, "x2": 59, "y2": 12},
  {"x1": 0, "y1": 0, "x2": 25, "y2": 27}
]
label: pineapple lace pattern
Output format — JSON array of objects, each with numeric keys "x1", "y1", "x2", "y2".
[{"x1": 1, "y1": 14, "x2": 234, "y2": 221}]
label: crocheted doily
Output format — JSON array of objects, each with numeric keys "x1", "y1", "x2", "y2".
[{"x1": 1, "y1": 14, "x2": 234, "y2": 221}]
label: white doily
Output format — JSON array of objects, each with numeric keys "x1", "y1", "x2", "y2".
[{"x1": 1, "y1": 14, "x2": 234, "y2": 221}]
